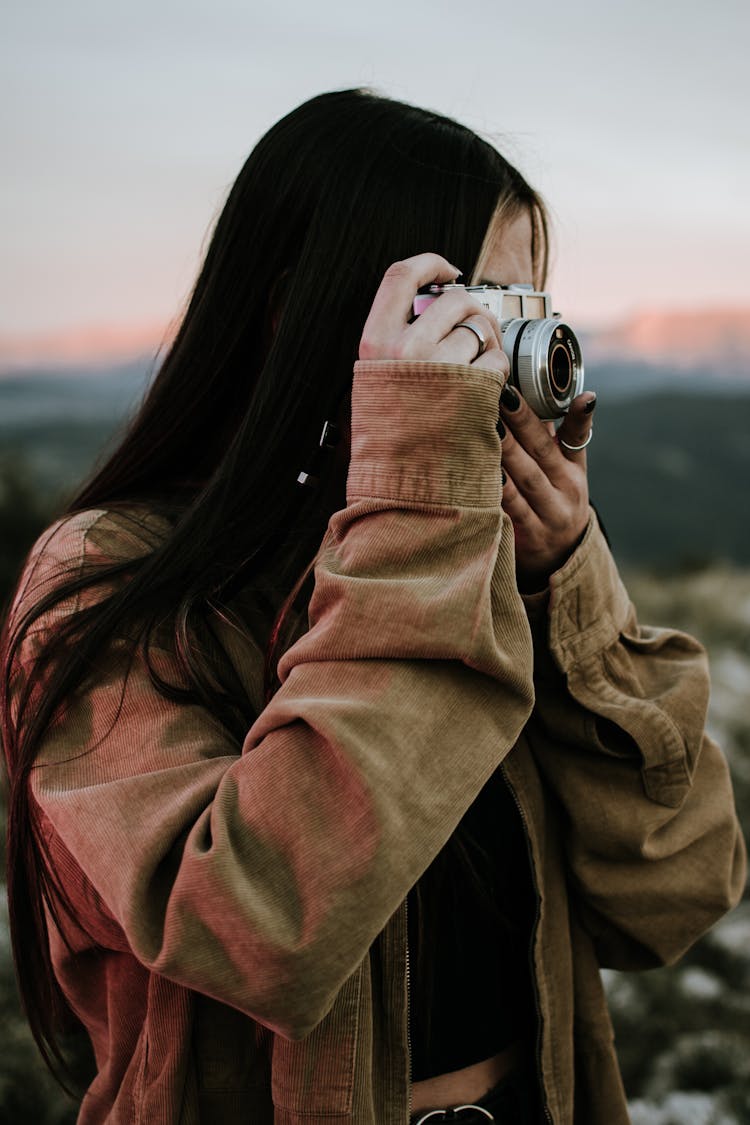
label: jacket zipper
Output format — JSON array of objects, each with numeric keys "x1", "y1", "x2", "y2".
[{"x1": 500, "y1": 761, "x2": 553, "y2": 1125}]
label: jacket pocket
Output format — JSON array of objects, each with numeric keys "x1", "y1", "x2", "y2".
[
  {"x1": 271, "y1": 961, "x2": 363, "y2": 1116},
  {"x1": 568, "y1": 627, "x2": 699, "y2": 809}
]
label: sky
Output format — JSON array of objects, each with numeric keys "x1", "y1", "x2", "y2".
[{"x1": 1, "y1": 0, "x2": 748, "y2": 364}]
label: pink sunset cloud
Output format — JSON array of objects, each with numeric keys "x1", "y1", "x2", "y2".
[{"x1": 0, "y1": 321, "x2": 175, "y2": 372}]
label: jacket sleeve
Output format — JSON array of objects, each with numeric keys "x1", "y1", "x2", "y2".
[
  {"x1": 16, "y1": 359, "x2": 535, "y2": 1040},
  {"x1": 523, "y1": 510, "x2": 747, "y2": 970}
]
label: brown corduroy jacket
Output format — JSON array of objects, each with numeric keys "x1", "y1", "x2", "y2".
[{"x1": 9, "y1": 359, "x2": 746, "y2": 1123}]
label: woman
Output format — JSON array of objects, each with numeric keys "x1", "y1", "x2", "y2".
[{"x1": 1, "y1": 89, "x2": 745, "y2": 1124}]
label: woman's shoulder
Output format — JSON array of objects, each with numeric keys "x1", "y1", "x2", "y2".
[
  {"x1": 30, "y1": 505, "x2": 172, "y2": 568},
  {"x1": 9, "y1": 505, "x2": 173, "y2": 634}
]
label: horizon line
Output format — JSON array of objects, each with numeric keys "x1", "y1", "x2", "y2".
[{"x1": 1, "y1": 305, "x2": 749, "y2": 372}]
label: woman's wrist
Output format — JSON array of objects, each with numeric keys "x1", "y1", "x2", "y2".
[{"x1": 515, "y1": 521, "x2": 589, "y2": 594}]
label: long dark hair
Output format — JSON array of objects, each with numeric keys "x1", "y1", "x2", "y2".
[{"x1": 1, "y1": 87, "x2": 548, "y2": 1084}]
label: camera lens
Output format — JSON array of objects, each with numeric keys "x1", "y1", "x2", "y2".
[
  {"x1": 500, "y1": 318, "x2": 584, "y2": 419},
  {"x1": 549, "y1": 341, "x2": 573, "y2": 397}
]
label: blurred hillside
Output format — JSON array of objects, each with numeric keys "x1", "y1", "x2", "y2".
[
  {"x1": 0, "y1": 353, "x2": 749, "y2": 1123},
  {"x1": 586, "y1": 389, "x2": 750, "y2": 567},
  {"x1": 1, "y1": 354, "x2": 749, "y2": 568}
]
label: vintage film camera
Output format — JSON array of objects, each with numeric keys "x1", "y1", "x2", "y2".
[{"x1": 413, "y1": 283, "x2": 584, "y2": 419}]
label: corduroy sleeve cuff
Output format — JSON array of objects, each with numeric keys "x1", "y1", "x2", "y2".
[
  {"x1": 346, "y1": 360, "x2": 505, "y2": 508},
  {"x1": 545, "y1": 509, "x2": 633, "y2": 672}
]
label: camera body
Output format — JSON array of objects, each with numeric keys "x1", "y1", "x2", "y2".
[{"x1": 413, "y1": 283, "x2": 584, "y2": 419}]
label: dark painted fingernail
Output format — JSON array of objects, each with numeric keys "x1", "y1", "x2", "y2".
[
  {"x1": 500, "y1": 384, "x2": 520, "y2": 411},
  {"x1": 496, "y1": 418, "x2": 506, "y2": 439},
  {"x1": 584, "y1": 395, "x2": 597, "y2": 414},
  {"x1": 501, "y1": 469, "x2": 507, "y2": 485}
]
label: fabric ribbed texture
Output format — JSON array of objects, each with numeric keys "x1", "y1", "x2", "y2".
[
  {"x1": 5, "y1": 357, "x2": 745, "y2": 1124},
  {"x1": 348, "y1": 361, "x2": 504, "y2": 507}
]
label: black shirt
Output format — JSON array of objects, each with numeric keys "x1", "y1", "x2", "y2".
[{"x1": 407, "y1": 765, "x2": 537, "y2": 1081}]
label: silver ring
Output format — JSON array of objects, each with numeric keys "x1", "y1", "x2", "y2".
[
  {"x1": 412, "y1": 1107, "x2": 494, "y2": 1124},
  {"x1": 454, "y1": 320, "x2": 487, "y2": 359},
  {"x1": 559, "y1": 426, "x2": 593, "y2": 452}
]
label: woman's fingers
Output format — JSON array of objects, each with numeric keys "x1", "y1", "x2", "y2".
[
  {"x1": 555, "y1": 393, "x2": 597, "y2": 462},
  {"x1": 359, "y1": 255, "x2": 507, "y2": 374},
  {"x1": 429, "y1": 312, "x2": 505, "y2": 371},
  {"x1": 498, "y1": 384, "x2": 568, "y2": 494},
  {"x1": 498, "y1": 383, "x2": 592, "y2": 582},
  {"x1": 359, "y1": 255, "x2": 462, "y2": 358},
  {"x1": 500, "y1": 463, "x2": 540, "y2": 533}
]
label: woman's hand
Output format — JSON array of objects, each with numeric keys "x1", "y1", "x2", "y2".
[
  {"x1": 497, "y1": 385, "x2": 596, "y2": 591},
  {"x1": 359, "y1": 254, "x2": 595, "y2": 591},
  {"x1": 359, "y1": 254, "x2": 509, "y2": 377}
]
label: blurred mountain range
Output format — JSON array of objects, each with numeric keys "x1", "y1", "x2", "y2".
[
  {"x1": 2, "y1": 306, "x2": 749, "y2": 376},
  {"x1": 1, "y1": 307, "x2": 749, "y2": 568},
  {"x1": 583, "y1": 307, "x2": 750, "y2": 376}
]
